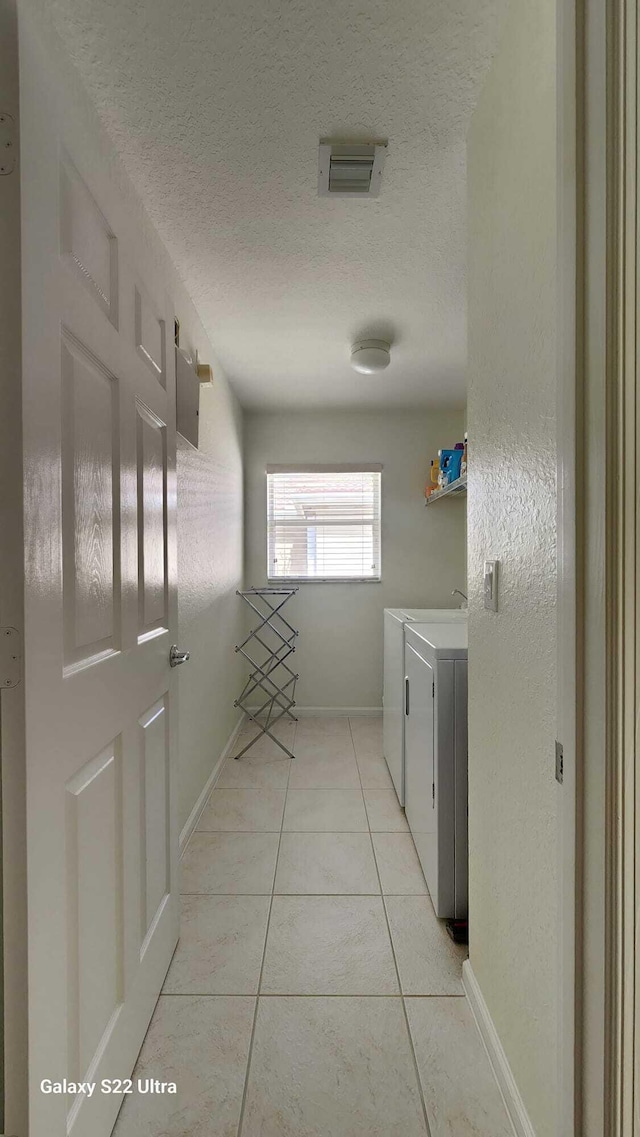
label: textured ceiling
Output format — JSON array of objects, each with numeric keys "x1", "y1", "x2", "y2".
[{"x1": 39, "y1": 0, "x2": 503, "y2": 408}]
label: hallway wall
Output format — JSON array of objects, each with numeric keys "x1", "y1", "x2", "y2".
[
  {"x1": 466, "y1": 0, "x2": 558, "y2": 1133},
  {"x1": 244, "y1": 409, "x2": 466, "y2": 709},
  {"x1": 177, "y1": 380, "x2": 244, "y2": 831}
]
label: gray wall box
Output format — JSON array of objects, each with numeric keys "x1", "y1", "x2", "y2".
[{"x1": 176, "y1": 347, "x2": 200, "y2": 448}]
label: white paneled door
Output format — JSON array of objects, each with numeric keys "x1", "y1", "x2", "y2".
[{"x1": 20, "y1": 25, "x2": 180, "y2": 1137}]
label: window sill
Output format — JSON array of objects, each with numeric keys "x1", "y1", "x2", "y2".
[{"x1": 267, "y1": 577, "x2": 382, "y2": 585}]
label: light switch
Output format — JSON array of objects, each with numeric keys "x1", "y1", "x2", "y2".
[{"x1": 484, "y1": 560, "x2": 499, "y2": 611}]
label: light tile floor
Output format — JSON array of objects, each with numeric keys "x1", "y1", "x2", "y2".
[{"x1": 114, "y1": 716, "x2": 514, "y2": 1137}]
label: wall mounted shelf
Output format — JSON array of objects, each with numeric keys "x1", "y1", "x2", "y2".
[{"x1": 425, "y1": 474, "x2": 467, "y2": 505}]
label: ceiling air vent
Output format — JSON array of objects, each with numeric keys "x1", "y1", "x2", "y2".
[{"x1": 318, "y1": 141, "x2": 387, "y2": 198}]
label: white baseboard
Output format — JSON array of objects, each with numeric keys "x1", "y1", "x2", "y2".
[
  {"x1": 463, "y1": 961, "x2": 535, "y2": 1137},
  {"x1": 179, "y1": 715, "x2": 245, "y2": 854},
  {"x1": 295, "y1": 706, "x2": 382, "y2": 717},
  {"x1": 246, "y1": 706, "x2": 382, "y2": 718}
]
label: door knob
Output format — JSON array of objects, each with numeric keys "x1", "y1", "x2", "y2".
[{"x1": 169, "y1": 645, "x2": 190, "y2": 668}]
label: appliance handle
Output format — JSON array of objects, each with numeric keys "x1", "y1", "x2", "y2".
[{"x1": 405, "y1": 676, "x2": 410, "y2": 716}]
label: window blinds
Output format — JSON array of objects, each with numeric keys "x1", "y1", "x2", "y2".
[{"x1": 266, "y1": 465, "x2": 382, "y2": 582}]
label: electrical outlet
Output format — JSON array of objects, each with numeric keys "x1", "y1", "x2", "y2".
[{"x1": 483, "y1": 560, "x2": 499, "y2": 611}]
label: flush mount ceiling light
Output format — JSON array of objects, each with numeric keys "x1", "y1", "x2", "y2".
[
  {"x1": 318, "y1": 141, "x2": 387, "y2": 198},
  {"x1": 350, "y1": 339, "x2": 391, "y2": 374}
]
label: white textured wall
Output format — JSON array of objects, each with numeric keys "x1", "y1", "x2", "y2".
[
  {"x1": 244, "y1": 409, "x2": 466, "y2": 708},
  {"x1": 467, "y1": 0, "x2": 557, "y2": 1133},
  {"x1": 176, "y1": 369, "x2": 244, "y2": 832}
]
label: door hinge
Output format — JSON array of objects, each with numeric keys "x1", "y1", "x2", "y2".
[
  {"x1": 432, "y1": 681, "x2": 435, "y2": 698},
  {"x1": 555, "y1": 740, "x2": 564, "y2": 784},
  {"x1": 0, "y1": 112, "x2": 17, "y2": 176},
  {"x1": 432, "y1": 782, "x2": 435, "y2": 804},
  {"x1": 1, "y1": 627, "x2": 21, "y2": 688}
]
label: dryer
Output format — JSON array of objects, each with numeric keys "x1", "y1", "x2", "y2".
[
  {"x1": 383, "y1": 607, "x2": 466, "y2": 805},
  {"x1": 404, "y1": 621, "x2": 468, "y2": 919}
]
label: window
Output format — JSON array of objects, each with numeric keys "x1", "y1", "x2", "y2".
[{"x1": 266, "y1": 465, "x2": 382, "y2": 582}]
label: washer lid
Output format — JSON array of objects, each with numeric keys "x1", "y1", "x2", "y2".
[
  {"x1": 385, "y1": 607, "x2": 467, "y2": 623},
  {"x1": 405, "y1": 621, "x2": 468, "y2": 659}
]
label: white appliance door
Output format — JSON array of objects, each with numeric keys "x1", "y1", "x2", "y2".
[
  {"x1": 21, "y1": 18, "x2": 179, "y2": 1137},
  {"x1": 404, "y1": 645, "x2": 436, "y2": 896},
  {"x1": 383, "y1": 611, "x2": 405, "y2": 803}
]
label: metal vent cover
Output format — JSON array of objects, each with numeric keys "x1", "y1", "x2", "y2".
[{"x1": 318, "y1": 141, "x2": 387, "y2": 198}]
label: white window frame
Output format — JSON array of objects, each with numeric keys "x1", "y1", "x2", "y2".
[{"x1": 265, "y1": 463, "x2": 383, "y2": 584}]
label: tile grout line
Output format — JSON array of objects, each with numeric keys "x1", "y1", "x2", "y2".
[
  {"x1": 379, "y1": 885, "x2": 435, "y2": 1137},
  {"x1": 172, "y1": 719, "x2": 450, "y2": 1136},
  {"x1": 190, "y1": 832, "x2": 411, "y2": 839},
  {"x1": 121, "y1": 731, "x2": 287, "y2": 1129},
  {"x1": 159, "y1": 991, "x2": 466, "y2": 999},
  {"x1": 180, "y1": 890, "x2": 442, "y2": 898},
  {"x1": 188, "y1": 722, "x2": 476, "y2": 1129},
  {"x1": 349, "y1": 717, "x2": 434, "y2": 1137},
  {"x1": 348, "y1": 717, "x2": 373, "y2": 832},
  {"x1": 235, "y1": 716, "x2": 297, "y2": 1137}
]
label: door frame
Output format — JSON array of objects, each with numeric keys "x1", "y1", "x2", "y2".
[
  {"x1": 602, "y1": 0, "x2": 638, "y2": 1130},
  {"x1": 558, "y1": 0, "x2": 610, "y2": 1129},
  {"x1": 556, "y1": 0, "x2": 580, "y2": 1133},
  {"x1": 0, "y1": 1, "x2": 28, "y2": 1134},
  {"x1": 562, "y1": 0, "x2": 640, "y2": 1133},
  {"x1": 572, "y1": 0, "x2": 610, "y2": 1126}
]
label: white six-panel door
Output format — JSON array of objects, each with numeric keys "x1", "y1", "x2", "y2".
[{"x1": 20, "y1": 17, "x2": 180, "y2": 1136}]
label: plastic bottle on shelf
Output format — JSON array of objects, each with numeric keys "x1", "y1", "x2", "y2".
[
  {"x1": 439, "y1": 449, "x2": 462, "y2": 485},
  {"x1": 425, "y1": 459, "x2": 437, "y2": 498},
  {"x1": 461, "y1": 432, "x2": 468, "y2": 477}
]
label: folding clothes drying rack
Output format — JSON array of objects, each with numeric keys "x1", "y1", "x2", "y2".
[{"x1": 233, "y1": 587, "x2": 299, "y2": 759}]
